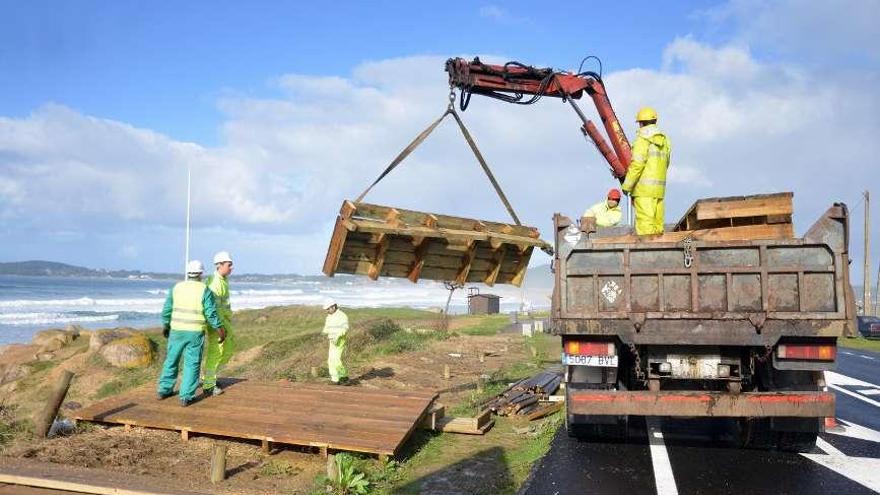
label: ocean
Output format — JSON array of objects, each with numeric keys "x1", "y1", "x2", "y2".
[{"x1": 0, "y1": 274, "x2": 550, "y2": 345}]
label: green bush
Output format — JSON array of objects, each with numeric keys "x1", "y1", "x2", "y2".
[{"x1": 367, "y1": 319, "x2": 403, "y2": 340}]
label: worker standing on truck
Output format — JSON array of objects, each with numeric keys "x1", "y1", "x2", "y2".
[
  {"x1": 322, "y1": 298, "x2": 349, "y2": 385},
  {"x1": 157, "y1": 261, "x2": 225, "y2": 407},
  {"x1": 621, "y1": 107, "x2": 672, "y2": 235},
  {"x1": 582, "y1": 188, "x2": 623, "y2": 228},
  {"x1": 203, "y1": 251, "x2": 235, "y2": 397}
]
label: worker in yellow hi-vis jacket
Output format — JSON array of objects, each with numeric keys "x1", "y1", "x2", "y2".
[
  {"x1": 621, "y1": 107, "x2": 672, "y2": 235},
  {"x1": 582, "y1": 188, "x2": 623, "y2": 228},
  {"x1": 322, "y1": 298, "x2": 349, "y2": 384},
  {"x1": 203, "y1": 251, "x2": 235, "y2": 397}
]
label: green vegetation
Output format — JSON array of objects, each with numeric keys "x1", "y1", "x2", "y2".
[
  {"x1": 839, "y1": 336, "x2": 880, "y2": 353},
  {"x1": 259, "y1": 459, "x2": 303, "y2": 477},
  {"x1": 457, "y1": 315, "x2": 510, "y2": 336},
  {"x1": 0, "y1": 404, "x2": 32, "y2": 449},
  {"x1": 95, "y1": 366, "x2": 156, "y2": 399}
]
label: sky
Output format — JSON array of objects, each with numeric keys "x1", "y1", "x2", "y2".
[{"x1": 0, "y1": 0, "x2": 878, "y2": 281}]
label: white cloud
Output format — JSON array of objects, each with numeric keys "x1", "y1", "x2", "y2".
[
  {"x1": 0, "y1": 37, "x2": 877, "y2": 276},
  {"x1": 700, "y1": 0, "x2": 880, "y2": 64}
]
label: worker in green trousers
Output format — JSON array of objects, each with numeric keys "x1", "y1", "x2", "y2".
[
  {"x1": 157, "y1": 260, "x2": 225, "y2": 407},
  {"x1": 322, "y1": 298, "x2": 349, "y2": 384},
  {"x1": 203, "y1": 251, "x2": 235, "y2": 396}
]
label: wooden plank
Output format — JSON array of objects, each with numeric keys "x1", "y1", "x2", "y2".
[
  {"x1": 0, "y1": 459, "x2": 208, "y2": 495},
  {"x1": 591, "y1": 223, "x2": 794, "y2": 245},
  {"x1": 436, "y1": 416, "x2": 494, "y2": 435},
  {"x1": 695, "y1": 194, "x2": 793, "y2": 221}
]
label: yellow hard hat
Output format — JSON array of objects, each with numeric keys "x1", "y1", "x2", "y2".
[{"x1": 636, "y1": 107, "x2": 658, "y2": 122}]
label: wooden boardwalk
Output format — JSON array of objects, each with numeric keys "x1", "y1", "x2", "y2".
[{"x1": 74, "y1": 381, "x2": 437, "y2": 457}]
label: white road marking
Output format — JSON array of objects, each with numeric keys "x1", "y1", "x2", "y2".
[
  {"x1": 825, "y1": 371, "x2": 880, "y2": 389},
  {"x1": 801, "y1": 452, "x2": 880, "y2": 492},
  {"x1": 829, "y1": 384, "x2": 880, "y2": 408},
  {"x1": 827, "y1": 419, "x2": 880, "y2": 443},
  {"x1": 857, "y1": 389, "x2": 880, "y2": 396},
  {"x1": 860, "y1": 355, "x2": 876, "y2": 360},
  {"x1": 646, "y1": 418, "x2": 679, "y2": 495},
  {"x1": 841, "y1": 350, "x2": 854, "y2": 355},
  {"x1": 816, "y1": 437, "x2": 845, "y2": 457}
]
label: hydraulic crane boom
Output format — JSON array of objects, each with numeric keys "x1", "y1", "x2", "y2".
[{"x1": 445, "y1": 57, "x2": 632, "y2": 179}]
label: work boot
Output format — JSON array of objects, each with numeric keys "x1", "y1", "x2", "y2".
[
  {"x1": 157, "y1": 391, "x2": 173, "y2": 401},
  {"x1": 180, "y1": 397, "x2": 195, "y2": 408},
  {"x1": 206, "y1": 385, "x2": 223, "y2": 397}
]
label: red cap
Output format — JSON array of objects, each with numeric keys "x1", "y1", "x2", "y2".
[{"x1": 607, "y1": 188, "x2": 622, "y2": 200}]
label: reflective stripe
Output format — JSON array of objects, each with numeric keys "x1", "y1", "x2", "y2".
[
  {"x1": 648, "y1": 148, "x2": 664, "y2": 157},
  {"x1": 640, "y1": 178, "x2": 666, "y2": 186},
  {"x1": 172, "y1": 307, "x2": 203, "y2": 316},
  {"x1": 632, "y1": 153, "x2": 647, "y2": 162},
  {"x1": 172, "y1": 316, "x2": 206, "y2": 325}
]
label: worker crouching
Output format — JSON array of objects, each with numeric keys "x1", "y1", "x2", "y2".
[
  {"x1": 157, "y1": 260, "x2": 225, "y2": 407},
  {"x1": 322, "y1": 298, "x2": 349, "y2": 385},
  {"x1": 203, "y1": 251, "x2": 235, "y2": 397},
  {"x1": 622, "y1": 107, "x2": 672, "y2": 235},
  {"x1": 582, "y1": 188, "x2": 623, "y2": 229}
]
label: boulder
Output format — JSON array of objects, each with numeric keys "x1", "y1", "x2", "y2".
[
  {"x1": 89, "y1": 328, "x2": 137, "y2": 352},
  {"x1": 35, "y1": 351, "x2": 55, "y2": 361},
  {"x1": 0, "y1": 363, "x2": 29, "y2": 385},
  {"x1": 98, "y1": 334, "x2": 154, "y2": 368},
  {"x1": 32, "y1": 329, "x2": 75, "y2": 351}
]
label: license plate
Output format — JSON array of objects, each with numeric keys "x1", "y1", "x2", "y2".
[{"x1": 563, "y1": 354, "x2": 618, "y2": 367}]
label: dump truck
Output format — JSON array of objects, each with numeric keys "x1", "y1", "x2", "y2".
[
  {"x1": 325, "y1": 57, "x2": 856, "y2": 450},
  {"x1": 552, "y1": 194, "x2": 855, "y2": 450}
]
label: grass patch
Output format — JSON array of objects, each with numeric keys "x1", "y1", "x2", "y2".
[
  {"x1": 839, "y1": 336, "x2": 880, "y2": 353},
  {"x1": 458, "y1": 315, "x2": 510, "y2": 336},
  {"x1": 95, "y1": 367, "x2": 155, "y2": 399},
  {"x1": 0, "y1": 404, "x2": 32, "y2": 451},
  {"x1": 502, "y1": 413, "x2": 562, "y2": 487},
  {"x1": 259, "y1": 459, "x2": 303, "y2": 477}
]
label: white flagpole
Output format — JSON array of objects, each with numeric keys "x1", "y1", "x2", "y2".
[{"x1": 184, "y1": 163, "x2": 192, "y2": 279}]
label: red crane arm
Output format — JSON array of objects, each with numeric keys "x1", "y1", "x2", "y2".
[{"x1": 445, "y1": 57, "x2": 632, "y2": 179}]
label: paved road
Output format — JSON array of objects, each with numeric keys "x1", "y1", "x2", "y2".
[{"x1": 520, "y1": 347, "x2": 880, "y2": 495}]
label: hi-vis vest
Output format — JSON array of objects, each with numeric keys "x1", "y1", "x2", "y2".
[
  {"x1": 171, "y1": 280, "x2": 208, "y2": 331},
  {"x1": 583, "y1": 201, "x2": 622, "y2": 228},
  {"x1": 206, "y1": 273, "x2": 231, "y2": 323},
  {"x1": 323, "y1": 310, "x2": 349, "y2": 341},
  {"x1": 622, "y1": 124, "x2": 671, "y2": 199}
]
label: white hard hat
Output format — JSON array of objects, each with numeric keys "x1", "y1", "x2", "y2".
[
  {"x1": 186, "y1": 260, "x2": 204, "y2": 274},
  {"x1": 213, "y1": 251, "x2": 233, "y2": 265},
  {"x1": 321, "y1": 297, "x2": 337, "y2": 310}
]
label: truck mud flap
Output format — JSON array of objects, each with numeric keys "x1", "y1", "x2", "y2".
[{"x1": 567, "y1": 390, "x2": 834, "y2": 418}]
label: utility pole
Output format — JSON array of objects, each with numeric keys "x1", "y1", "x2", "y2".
[
  {"x1": 864, "y1": 191, "x2": 871, "y2": 316},
  {"x1": 184, "y1": 163, "x2": 192, "y2": 279}
]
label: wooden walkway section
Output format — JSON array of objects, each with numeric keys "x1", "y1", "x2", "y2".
[{"x1": 74, "y1": 381, "x2": 438, "y2": 458}]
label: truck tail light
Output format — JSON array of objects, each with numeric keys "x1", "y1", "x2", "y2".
[
  {"x1": 777, "y1": 344, "x2": 836, "y2": 361},
  {"x1": 565, "y1": 340, "x2": 616, "y2": 356}
]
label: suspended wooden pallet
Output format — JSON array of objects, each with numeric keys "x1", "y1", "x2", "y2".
[
  {"x1": 323, "y1": 201, "x2": 550, "y2": 287},
  {"x1": 673, "y1": 192, "x2": 794, "y2": 232}
]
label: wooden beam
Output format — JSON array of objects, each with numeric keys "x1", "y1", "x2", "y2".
[
  {"x1": 407, "y1": 238, "x2": 430, "y2": 283},
  {"x1": 509, "y1": 247, "x2": 532, "y2": 287},
  {"x1": 454, "y1": 242, "x2": 478, "y2": 285},
  {"x1": 368, "y1": 235, "x2": 390, "y2": 280},
  {"x1": 484, "y1": 246, "x2": 506, "y2": 287}
]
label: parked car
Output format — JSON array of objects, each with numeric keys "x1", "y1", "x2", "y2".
[{"x1": 858, "y1": 316, "x2": 880, "y2": 339}]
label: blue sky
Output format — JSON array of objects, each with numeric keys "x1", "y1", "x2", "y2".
[
  {"x1": 1, "y1": 1, "x2": 723, "y2": 144},
  {"x1": 0, "y1": 0, "x2": 878, "y2": 281}
]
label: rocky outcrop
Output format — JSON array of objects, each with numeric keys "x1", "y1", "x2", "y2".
[
  {"x1": 98, "y1": 334, "x2": 154, "y2": 368},
  {"x1": 32, "y1": 328, "x2": 78, "y2": 352},
  {"x1": 88, "y1": 328, "x2": 137, "y2": 352}
]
